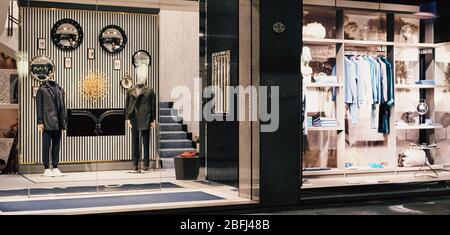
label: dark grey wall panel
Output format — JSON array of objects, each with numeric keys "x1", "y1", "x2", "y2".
[
  {"x1": 204, "y1": 0, "x2": 239, "y2": 186},
  {"x1": 19, "y1": 7, "x2": 159, "y2": 164},
  {"x1": 259, "y1": 0, "x2": 301, "y2": 205}
]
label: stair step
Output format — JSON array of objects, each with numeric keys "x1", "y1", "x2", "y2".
[
  {"x1": 160, "y1": 140, "x2": 193, "y2": 149},
  {"x1": 159, "y1": 108, "x2": 177, "y2": 116},
  {"x1": 160, "y1": 148, "x2": 196, "y2": 158},
  {"x1": 159, "y1": 116, "x2": 182, "y2": 124},
  {"x1": 159, "y1": 123, "x2": 184, "y2": 131},
  {"x1": 160, "y1": 131, "x2": 187, "y2": 140},
  {"x1": 160, "y1": 102, "x2": 173, "y2": 109}
]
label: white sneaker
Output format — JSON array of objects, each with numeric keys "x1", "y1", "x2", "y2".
[
  {"x1": 43, "y1": 169, "x2": 54, "y2": 177},
  {"x1": 52, "y1": 168, "x2": 63, "y2": 177}
]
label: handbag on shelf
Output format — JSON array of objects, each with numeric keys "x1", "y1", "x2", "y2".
[{"x1": 398, "y1": 144, "x2": 427, "y2": 167}]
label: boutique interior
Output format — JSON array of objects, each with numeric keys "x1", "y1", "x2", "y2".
[
  {"x1": 0, "y1": 0, "x2": 252, "y2": 214},
  {"x1": 301, "y1": 0, "x2": 450, "y2": 188}
]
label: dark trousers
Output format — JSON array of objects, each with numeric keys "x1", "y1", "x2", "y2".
[
  {"x1": 132, "y1": 129, "x2": 150, "y2": 168},
  {"x1": 42, "y1": 130, "x2": 62, "y2": 169}
]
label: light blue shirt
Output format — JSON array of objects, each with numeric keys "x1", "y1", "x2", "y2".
[
  {"x1": 344, "y1": 56, "x2": 359, "y2": 124},
  {"x1": 366, "y1": 56, "x2": 381, "y2": 104}
]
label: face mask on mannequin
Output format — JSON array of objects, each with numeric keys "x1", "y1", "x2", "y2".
[{"x1": 135, "y1": 65, "x2": 148, "y2": 86}]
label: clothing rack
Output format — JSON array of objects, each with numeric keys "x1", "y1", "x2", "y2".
[
  {"x1": 344, "y1": 45, "x2": 387, "y2": 57},
  {"x1": 344, "y1": 50, "x2": 387, "y2": 57}
]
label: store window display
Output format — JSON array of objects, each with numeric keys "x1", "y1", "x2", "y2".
[
  {"x1": 0, "y1": 0, "x2": 260, "y2": 214},
  {"x1": 301, "y1": 1, "x2": 450, "y2": 189}
]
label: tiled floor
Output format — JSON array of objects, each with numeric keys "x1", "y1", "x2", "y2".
[{"x1": 0, "y1": 169, "x2": 253, "y2": 215}]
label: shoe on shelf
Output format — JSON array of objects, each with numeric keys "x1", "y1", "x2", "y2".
[
  {"x1": 43, "y1": 169, "x2": 54, "y2": 177},
  {"x1": 52, "y1": 168, "x2": 63, "y2": 177},
  {"x1": 128, "y1": 167, "x2": 140, "y2": 173}
]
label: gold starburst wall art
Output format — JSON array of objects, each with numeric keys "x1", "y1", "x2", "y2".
[{"x1": 79, "y1": 71, "x2": 109, "y2": 103}]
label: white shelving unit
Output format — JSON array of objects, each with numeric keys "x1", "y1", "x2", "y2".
[{"x1": 302, "y1": 2, "x2": 444, "y2": 184}]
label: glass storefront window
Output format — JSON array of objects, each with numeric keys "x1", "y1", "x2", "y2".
[
  {"x1": 301, "y1": 1, "x2": 449, "y2": 189},
  {"x1": 0, "y1": 0, "x2": 258, "y2": 214}
]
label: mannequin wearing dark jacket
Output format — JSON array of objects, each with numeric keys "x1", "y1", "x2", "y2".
[
  {"x1": 125, "y1": 84, "x2": 156, "y2": 172},
  {"x1": 36, "y1": 80, "x2": 67, "y2": 176}
]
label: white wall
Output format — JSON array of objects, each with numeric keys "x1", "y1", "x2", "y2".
[{"x1": 160, "y1": 8, "x2": 199, "y2": 137}]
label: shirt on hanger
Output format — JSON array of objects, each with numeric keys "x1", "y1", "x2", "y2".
[
  {"x1": 377, "y1": 57, "x2": 388, "y2": 103},
  {"x1": 344, "y1": 56, "x2": 359, "y2": 124}
]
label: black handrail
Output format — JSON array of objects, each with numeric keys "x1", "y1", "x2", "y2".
[{"x1": 7, "y1": 1, "x2": 19, "y2": 37}]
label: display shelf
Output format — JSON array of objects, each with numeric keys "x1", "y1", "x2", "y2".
[
  {"x1": 395, "y1": 84, "x2": 445, "y2": 89},
  {"x1": 394, "y1": 42, "x2": 438, "y2": 49},
  {"x1": 395, "y1": 12, "x2": 437, "y2": 20},
  {"x1": 303, "y1": 167, "x2": 401, "y2": 177},
  {"x1": 396, "y1": 165, "x2": 444, "y2": 172},
  {"x1": 308, "y1": 125, "x2": 343, "y2": 131},
  {"x1": 304, "y1": 165, "x2": 446, "y2": 177},
  {"x1": 343, "y1": 39, "x2": 394, "y2": 47},
  {"x1": 303, "y1": 38, "x2": 343, "y2": 45},
  {"x1": 303, "y1": 168, "x2": 344, "y2": 176},
  {"x1": 0, "y1": 104, "x2": 19, "y2": 109},
  {"x1": 305, "y1": 83, "x2": 343, "y2": 88},
  {"x1": 395, "y1": 124, "x2": 444, "y2": 130}
]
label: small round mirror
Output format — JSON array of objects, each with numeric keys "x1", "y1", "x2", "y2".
[
  {"x1": 99, "y1": 25, "x2": 127, "y2": 53},
  {"x1": 120, "y1": 73, "x2": 134, "y2": 90},
  {"x1": 51, "y1": 19, "x2": 83, "y2": 50},
  {"x1": 417, "y1": 100, "x2": 429, "y2": 116},
  {"x1": 30, "y1": 56, "x2": 55, "y2": 82},
  {"x1": 132, "y1": 50, "x2": 151, "y2": 67}
]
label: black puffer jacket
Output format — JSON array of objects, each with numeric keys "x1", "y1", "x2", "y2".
[{"x1": 36, "y1": 81, "x2": 67, "y2": 130}]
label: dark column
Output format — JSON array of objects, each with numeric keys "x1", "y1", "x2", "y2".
[
  {"x1": 259, "y1": 0, "x2": 302, "y2": 205},
  {"x1": 203, "y1": 0, "x2": 240, "y2": 186}
]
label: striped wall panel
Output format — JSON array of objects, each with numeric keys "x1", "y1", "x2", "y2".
[{"x1": 19, "y1": 7, "x2": 159, "y2": 164}]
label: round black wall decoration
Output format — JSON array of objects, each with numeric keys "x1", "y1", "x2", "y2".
[
  {"x1": 99, "y1": 25, "x2": 128, "y2": 53},
  {"x1": 51, "y1": 18, "x2": 83, "y2": 50}
]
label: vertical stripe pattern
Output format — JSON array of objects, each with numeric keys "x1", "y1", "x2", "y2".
[{"x1": 19, "y1": 7, "x2": 159, "y2": 164}]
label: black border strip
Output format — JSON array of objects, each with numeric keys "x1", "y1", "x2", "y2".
[{"x1": 18, "y1": 0, "x2": 160, "y2": 15}]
